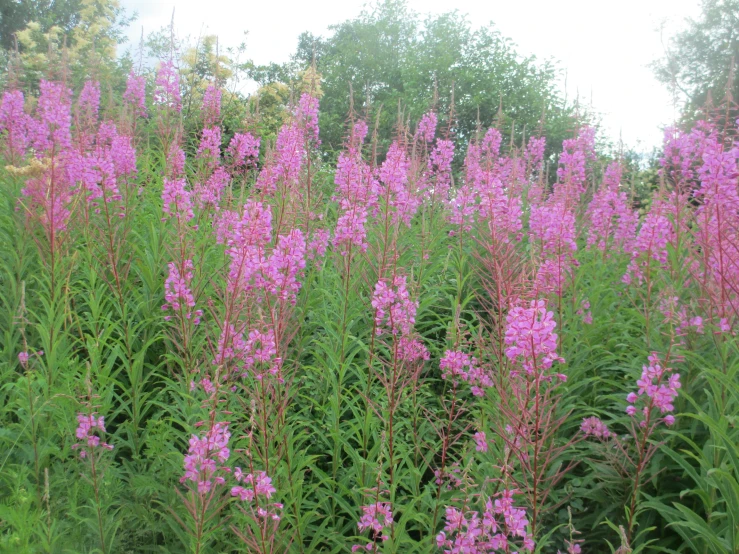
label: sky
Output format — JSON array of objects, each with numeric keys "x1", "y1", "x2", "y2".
[{"x1": 119, "y1": 0, "x2": 701, "y2": 151}]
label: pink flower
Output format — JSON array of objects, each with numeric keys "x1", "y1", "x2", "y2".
[
  {"x1": 356, "y1": 502, "x2": 393, "y2": 543},
  {"x1": 202, "y1": 85, "x2": 221, "y2": 127},
  {"x1": 162, "y1": 260, "x2": 201, "y2": 324},
  {"x1": 154, "y1": 60, "x2": 181, "y2": 112},
  {"x1": 416, "y1": 111, "x2": 437, "y2": 142},
  {"x1": 0, "y1": 89, "x2": 31, "y2": 160},
  {"x1": 227, "y1": 132, "x2": 260, "y2": 168},
  {"x1": 123, "y1": 72, "x2": 147, "y2": 118},
  {"x1": 72, "y1": 412, "x2": 113, "y2": 458},
  {"x1": 580, "y1": 416, "x2": 612, "y2": 439},
  {"x1": 181, "y1": 422, "x2": 230, "y2": 493},
  {"x1": 474, "y1": 431, "x2": 489, "y2": 452},
  {"x1": 504, "y1": 299, "x2": 564, "y2": 375},
  {"x1": 162, "y1": 178, "x2": 194, "y2": 221}
]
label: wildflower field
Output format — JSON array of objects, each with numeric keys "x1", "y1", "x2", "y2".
[{"x1": 1, "y1": 52, "x2": 738, "y2": 554}]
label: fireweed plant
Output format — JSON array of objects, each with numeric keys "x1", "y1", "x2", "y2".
[{"x1": 1, "y1": 59, "x2": 739, "y2": 554}]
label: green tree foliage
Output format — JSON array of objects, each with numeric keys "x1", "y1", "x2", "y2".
[
  {"x1": 252, "y1": 0, "x2": 575, "y2": 158},
  {"x1": 1, "y1": 0, "x2": 132, "y2": 91},
  {"x1": 653, "y1": 0, "x2": 739, "y2": 121},
  {"x1": 0, "y1": 0, "x2": 83, "y2": 50}
]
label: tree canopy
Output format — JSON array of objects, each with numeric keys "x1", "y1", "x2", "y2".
[
  {"x1": 653, "y1": 0, "x2": 739, "y2": 122},
  {"x1": 251, "y1": 0, "x2": 576, "y2": 158}
]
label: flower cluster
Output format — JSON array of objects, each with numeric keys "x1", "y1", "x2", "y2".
[
  {"x1": 231, "y1": 469, "x2": 282, "y2": 519},
  {"x1": 227, "y1": 132, "x2": 260, "y2": 169},
  {"x1": 162, "y1": 260, "x2": 202, "y2": 324},
  {"x1": 417, "y1": 111, "x2": 438, "y2": 143},
  {"x1": 436, "y1": 491, "x2": 535, "y2": 553},
  {"x1": 372, "y1": 275, "x2": 429, "y2": 361},
  {"x1": 162, "y1": 177, "x2": 194, "y2": 221},
  {"x1": 72, "y1": 413, "x2": 113, "y2": 458},
  {"x1": 181, "y1": 422, "x2": 231, "y2": 494},
  {"x1": 352, "y1": 503, "x2": 393, "y2": 552},
  {"x1": 626, "y1": 353, "x2": 681, "y2": 426},
  {"x1": 0, "y1": 89, "x2": 31, "y2": 160},
  {"x1": 123, "y1": 72, "x2": 147, "y2": 118},
  {"x1": 439, "y1": 349, "x2": 492, "y2": 396},
  {"x1": 504, "y1": 300, "x2": 564, "y2": 378},
  {"x1": 154, "y1": 60, "x2": 182, "y2": 112},
  {"x1": 202, "y1": 85, "x2": 222, "y2": 127},
  {"x1": 580, "y1": 416, "x2": 612, "y2": 440},
  {"x1": 623, "y1": 201, "x2": 674, "y2": 285},
  {"x1": 586, "y1": 162, "x2": 638, "y2": 254},
  {"x1": 378, "y1": 141, "x2": 419, "y2": 227}
]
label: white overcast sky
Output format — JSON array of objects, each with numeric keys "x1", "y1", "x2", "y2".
[{"x1": 119, "y1": 0, "x2": 701, "y2": 151}]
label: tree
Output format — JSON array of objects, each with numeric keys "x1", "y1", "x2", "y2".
[
  {"x1": 250, "y1": 0, "x2": 575, "y2": 160},
  {"x1": 0, "y1": 0, "x2": 83, "y2": 50},
  {"x1": 653, "y1": 0, "x2": 739, "y2": 121}
]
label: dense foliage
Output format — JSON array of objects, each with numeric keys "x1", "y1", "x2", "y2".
[
  {"x1": 653, "y1": 0, "x2": 739, "y2": 123},
  {"x1": 253, "y1": 0, "x2": 574, "y2": 159},
  {"x1": 1, "y1": 53, "x2": 739, "y2": 554}
]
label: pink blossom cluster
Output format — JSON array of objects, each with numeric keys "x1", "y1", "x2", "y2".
[
  {"x1": 15, "y1": 80, "x2": 137, "y2": 239},
  {"x1": 474, "y1": 431, "x2": 489, "y2": 452},
  {"x1": 529, "y1": 202, "x2": 577, "y2": 295},
  {"x1": 417, "y1": 111, "x2": 438, "y2": 143},
  {"x1": 352, "y1": 503, "x2": 393, "y2": 552},
  {"x1": 265, "y1": 228, "x2": 306, "y2": 303},
  {"x1": 580, "y1": 416, "x2": 612, "y2": 439},
  {"x1": 307, "y1": 228, "x2": 330, "y2": 263},
  {"x1": 586, "y1": 162, "x2": 638, "y2": 254},
  {"x1": 231, "y1": 469, "x2": 282, "y2": 520},
  {"x1": 123, "y1": 72, "x2": 147, "y2": 118},
  {"x1": 227, "y1": 132, "x2": 260, "y2": 169},
  {"x1": 428, "y1": 138, "x2": 455, "y2": 202},
  {"x1": 658, "y1": 295, "x2": 704, "y2": 336},
  {"x1": 451, "y1": 127, "x2": 524, "y2": 240},
  {"x1": 75, "y1": 80, "x2": 101, "y2": 149},
  {"x1": 69, "y1": 120, "x2": 136, "y2": 216},
  {"x1": 0, "y1": 89, "x2": 31, "y2": 160},
  {"x1": 162, "y1": 260, "x2": 202, "y2": 324},
  {"x1": 623, "y1": 201, "x2": 674, "y2": 285},
  {"x1": 17, "y1": 350, "x2": 42, "y2": 368},
  {"x1": 162, "y1": 177, "x2": 194, "y2": 221},
  {"x1": 372, "y1": 275, "x2": 417, "y2": 336},
  {"x1": 153, "y1": 60, "x2": 182, "y2": 112},
  {"x1": 202, "y1": 85, "x2": 222, "y2": 127},
  {"x1": 372, "y1": 275, "x2": 429, "y2": 361},
  {"x1": 224, "y1": 201, "x2": 306, "y2": 304},
  {"x1": 436, "y1": 490, "x2": 535, "y2": 553},
  {"x1": 197, "y1": 126, "x2": 222, "y2": 168},
  {"x1": 378, "y1": 141, "x2": 419, "y2": 227},
  {"x1": 504, "y1": 299, "x2": 564, "y2": 377},
  {"x1": 625, "y1": 353, "x2": 681, "y2": 427},
  {"x1": 181, "y1": 421, "x2": 231, "y2": 494},
  {"x1": 72, "y1": 413, "x2": 113, "y2": 458},
  {"x1": 525, "y1": 137, "x2": 546, "y2": 176},
  {"x1": 660, "y1": 122, "x2": 714, "y2": 186},
  {"x1": 256, "y1": 94, "x2": 319, "y2": 196},
  {"x1": 31, "y1": 80, "x2": 73, "y2": 154},
  {"x1": 554, "y1": 125, "x2": 596, "y2": 204},
  {"x1": 439, "y1": 349, "x2": 492, "y2": 396},
  {"x1": 693, "y1": 135, "x2": 739, "y2": 318},
  {"x1": 332, "y1": 123, "x2": 378, "y2": 255}
]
